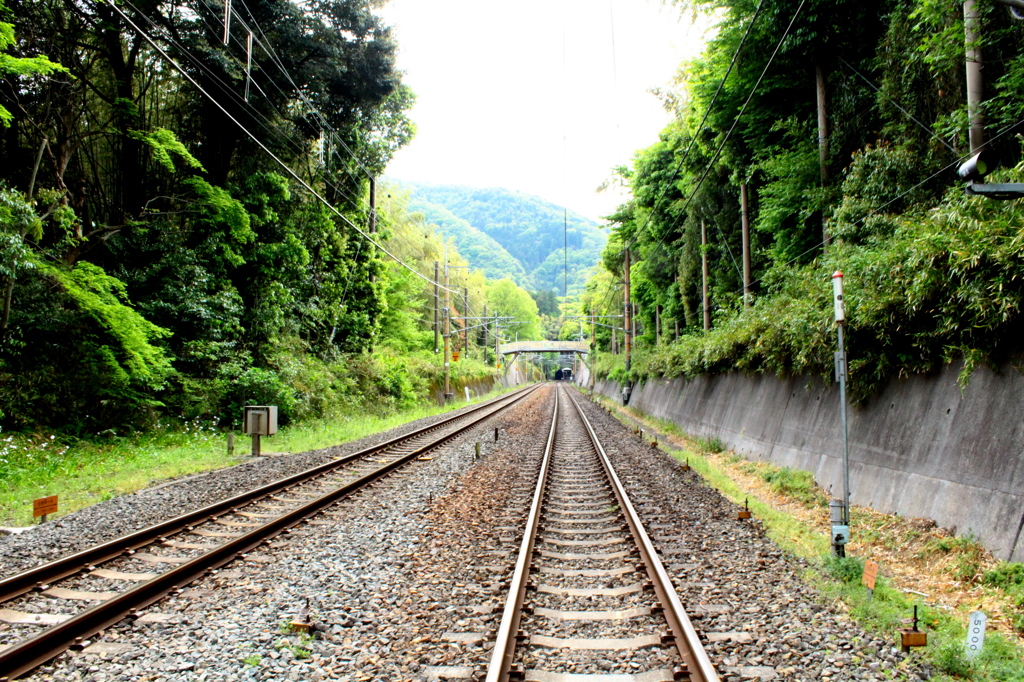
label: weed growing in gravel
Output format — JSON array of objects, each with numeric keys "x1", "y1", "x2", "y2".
[
  {"x1": 241, "y1": 655, "x2": 261, "y2": 667},
  {"x1": 275, "y1": 635, "x2": 313, "y2": 660}
]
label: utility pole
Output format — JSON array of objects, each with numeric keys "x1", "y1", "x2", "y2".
[
  {"x1": 433, "y1": 261, "x2": 440, "y2": 353},
  {"x1": 675, "y1": 319, "x2": 680, "y2": 341},
  {"x1": 965, "y1": 0, "x2": 985, "y2": 154},
  {"x1": 494, "y1": 312, "x2": 500, "y2": 365},
  {"x1": 463, "y1": 287, "x2": 469, "y2": 354},
  {"x1": 444, "y1": 259, "x2": 451, "y2": 403},
  {"x1": 741, "y1": 182, "x2": 752, "y2": 307},
  {"x1": 368, "y1": 177, "x2": 377, "y2": 284},
  {"x1": 369, "y1": 176, "x2": 377, "y2": 234},
  {"x1": 816, "y1": 65, "x2": 830, "y2": 249},
  {"x1": 482, "y1": 304, "x2": 488, "y2": 360},
  {"x1": 623, "y1": 249, "x2": 632, "y2": 403},
  {"x1": 832, "y1": 270, "x2": 851, "y2": 557},
  {"x1": 655, "y1": 305, "x2": 661, "y2": 345},
  {"x1": 701, "y1": 221, "x2": 710, "y2": 332}
]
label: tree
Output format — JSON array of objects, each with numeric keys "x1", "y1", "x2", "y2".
[{"x1": 487, "y1": 279, "x2": 542, "y2": 341}]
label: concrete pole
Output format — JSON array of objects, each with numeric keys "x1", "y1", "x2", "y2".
[
  {"x1": 832, "y1": 270, "x2": 850, "y2": 557},
  {"x1": 816, "y1": 65, "x2": 831, "y2": 249},
  {"x1": 701, "y1": 221, "x2": 710, "y2": 332},
  {"x1": 965, "y1": 0, "x2": 986, "y2": 154},
  {"x1": 482, "y1": 304, "x2": 488, "y2": 360},
  {"x1": 368, "y1": 177, "x2": 377, "y2": 284},
  {"x1": 433, "y1": 261, "x2": 440, "y2": 354},
  {"x1": 741, "y1": 182, "x2": 752, "y2": 307},
  {"x1": 444, "y1": 260, "x2": 451, "y2": 402},
  {"x1": 655, "y1": 305, "x2": 661, "y2": 345},
  {"x1": 623, "y1": 249, "x2": 632, "y2": 403},
  {"x1": 463, "y1": 287, "x2": 469, "y2": 353},
  {"x1": 612, "y1": 327, "x2": 617, "y2": 355}
]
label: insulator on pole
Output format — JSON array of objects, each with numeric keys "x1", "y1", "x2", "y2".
[
  {"x1": 223, "y1": 0, "x2": 232, "y2": 45},
  {"x1": 244, "y1": 31, "x2": 253, "y2": 101}
]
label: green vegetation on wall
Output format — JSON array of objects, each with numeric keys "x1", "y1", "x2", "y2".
[{"x1": 586, "y1": 0, "x2": 1024, "y2": 394}]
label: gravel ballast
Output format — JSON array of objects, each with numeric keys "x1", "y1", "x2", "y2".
[{"x1": 4, "y1": 385, "x2": 929, "y2": 681}]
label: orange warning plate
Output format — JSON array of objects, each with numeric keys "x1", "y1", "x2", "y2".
[
  {"x1": 33, "y1": 495, "x2": 58, "y2": 517},
  {"x1": 862, "y1": 559, "x2": 879, "y2": 589}
]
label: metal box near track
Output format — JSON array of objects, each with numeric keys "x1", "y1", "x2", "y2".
[{"x1": 243, "y1": 405, "x2": 278, "y2": 435}]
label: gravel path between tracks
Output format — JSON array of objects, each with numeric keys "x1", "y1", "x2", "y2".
[{"x1": 0, "y1": 398, "x2": 508, "y2": 581}]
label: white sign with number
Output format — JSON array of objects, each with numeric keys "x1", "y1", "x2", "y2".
[{"x1": 966, "y1": 610, "x2": 987, "y2": 658}]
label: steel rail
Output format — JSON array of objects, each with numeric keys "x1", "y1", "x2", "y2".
[
  {"x1": 485, "y1": 386, "x2": 719, "y2": 682},
  {"x1": 564, "y1": 388, "x2": 719, "y2": 682},
  {"x1": 485, "y1": 385, "x2": 558, "y2": 682},
  {"x1": 0, "y1": 384, "x2": 534, "y2": 606},
  {"x1": 0, "y1": 384, "x2": 539, "y2": 680}
]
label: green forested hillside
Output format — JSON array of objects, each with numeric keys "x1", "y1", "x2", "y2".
[
  {"x1": 586, "y1": 0, "x2": 1024, "y2": 399},
  {"x1": 393, "y1": 181, "x2": 607, "y2": 294},
  {"x1": 402, "y1": 197, "x2": 529, "y2": 284}
]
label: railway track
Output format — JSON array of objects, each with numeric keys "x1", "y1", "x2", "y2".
[
  {"x1": 0, "y1": 384, "x2": 539, "y2": 679},
  {"x1": 487, "y1": 385, "x2": 718, "y2": 682}
]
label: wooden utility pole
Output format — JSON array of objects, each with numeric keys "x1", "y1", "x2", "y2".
[
  {"x1": 701, "y1": 221, "x2": 710, "y2": 332},
  {"x1": 965, "y1": 0, "x2": 985, "y2": 154},
  {"x1": 612, "y1": 327, "x2": 617, "y2": 354},
  {"x1": 741, "y1": 182, "x2": 752, "y2": 307},
  {"x1": 655, "y1": 305, "x2": 661, "y2": 345},
  {"x1": 433, "y1": 261, "x2": 440, "y2": 353},
  {"x1": 816, "y1": 65, "x2": 830, "y2": 249},
  {"x1": 444, "y1": 261, "x2": 451, "y2": 402}
]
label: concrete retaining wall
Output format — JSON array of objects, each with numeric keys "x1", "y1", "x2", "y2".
[{"x1": 591, "y1": 363, "x2": 1024, "y2": 562}]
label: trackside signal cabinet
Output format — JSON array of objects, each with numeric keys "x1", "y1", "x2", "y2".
[{"x1": 243, "y1": 405, "x2": 278, "y2": 436}]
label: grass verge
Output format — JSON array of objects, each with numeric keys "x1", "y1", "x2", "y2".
[
  {"x1": 585, "y1": 390, "x2": 1024, "y2": 682},
  {"x1": 0, "y1": 384, "x2": 516, "y2": 527}
]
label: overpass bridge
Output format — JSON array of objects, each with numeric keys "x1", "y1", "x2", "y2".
[
  {"x1": 497, "y1": 340, "x2": 589, "y2": 356},
  {"x1": 496, "y1": 340, "x2": 590, "y2": 384}
]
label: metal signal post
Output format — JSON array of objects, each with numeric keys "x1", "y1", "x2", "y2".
[{"x1": 832, "y1": 271, "x2": 851, "y2": 557}]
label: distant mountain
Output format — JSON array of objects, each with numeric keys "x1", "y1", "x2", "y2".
[{"x1": 390, "y1": 180, "x2": 607, "y2": 295}]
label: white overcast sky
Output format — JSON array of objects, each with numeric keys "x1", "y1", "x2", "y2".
[{"x1": 378, "y1": 0, "x2": 712, "y2": 223}]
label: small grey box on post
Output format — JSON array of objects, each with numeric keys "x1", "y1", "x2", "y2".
[{"x1": 243, "y1": 406, "x2": 278, "y2": 456}]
